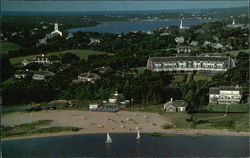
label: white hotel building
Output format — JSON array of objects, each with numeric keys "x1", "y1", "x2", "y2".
[{"x1": 146, "y1": 54, "x2": 235, "y2": 73}]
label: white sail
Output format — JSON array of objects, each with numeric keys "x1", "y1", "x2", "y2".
[
  {"x1": 106, "y1": 133, "x2": 112, "y2": 143},
  {"x1": 136, "y1": 130, "x2": 140, "y2": 140}
]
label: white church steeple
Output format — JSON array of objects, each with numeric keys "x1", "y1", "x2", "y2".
[{"x1": 180, "y1": 19, "x2": 183, "y2": 29}]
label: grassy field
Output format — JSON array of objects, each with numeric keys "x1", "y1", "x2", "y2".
[
  {"x1": 131, "y1": 67, "x2": 147, "y2": 74},
  {"x1": 126, "y1": 104, "x2": 193, "y2": 128},
  {"x1": 10, "y1": 49, "x2": 113, "y2": 65},
  {"x1": 172, "y1": 73, "x2": 212, "y2": 83},
  {"x1": 126, "y1": 104, "x2": 163, "y2": 114},
  {"x1": 1, "y1": 120, "x2": 81, "y2": 138},
  {"x1": 199, "y1": 104, "x2": 249, "y2": 113},
  {"x1": 173, "y1": 74, "x2": 185, "y2": 83},
  {"x1": 126, "y1": 104, "x2": 249, "y2": 131},
  {"x1": 193, "y1": 113, "x2": 249, "y2": 132},
  {"x1": 193, "y1": 74, "x2": 213, "y2": 81},
  {"x1": 162, "y1": 112, "x2": 193, "y2": 128},
  {"x1": 226, "y1": 49, "x2": 249, "y2": 57},
  {"x1": 2, "y1": 42, "x2": 21, "y2": 54}
]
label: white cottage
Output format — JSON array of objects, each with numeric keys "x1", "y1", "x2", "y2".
[{"x1": 209, "y1": 86, "x2": 242, "y2": 104}]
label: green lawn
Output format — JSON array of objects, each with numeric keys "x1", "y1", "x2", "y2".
[
  {"x1": 198, "y1": 104, "x2": 249, "y2": 113},
  {"x1": 193, "y1": 113, "x2": 249, "y2": 132},
  {"x1": 172, "y1": 73, "x2": 212, "y2": 83},
  {"x1": 193, "y1": 74, "x2": 213, "y2": 81},
  {"x1": 131, "y1": 67, "x2": 147, "y2": 74},
  {"x1": 173, "y1": 74, "x2": 185, "y2": 83},
  {"x1": 226, "y1": 49, "x2": 249, "y2": 57},
  {"x1": 2, "y1": 42, "x2": 21, "y2": 54},
  {"x1": 127, "y1": 104, "x2": 249, "y2": 131},
  {"x1": 162, "y1": 112, "x2": 193, "y2": 128},
  {"x1": 1, "y1": 120, "x2": 81, "y2": 138},
  {"x1": 10, "y1": 49, "x2": 113, "y2": 65},
  {"x1": 126, "y1": 104, "x2": 163, "y2": 114}
]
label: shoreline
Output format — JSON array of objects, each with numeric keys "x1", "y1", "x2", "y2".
[
  {"x1": 2, "y1": 128, "x2": 250, "y2": 141},
  {"x1": 2, "y1": 110, "x2": 249, "y2": 141}
]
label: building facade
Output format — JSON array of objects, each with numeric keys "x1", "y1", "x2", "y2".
[
  {"x1": 163, "y1": 98, "x2": 188, "y2": 112},
  {"x1": 209, "y1": 86, "x2": 242, "y2": 104},
  {"x1": 32, "y1": 71, "x2": 55, "y2": 80},
  {"x1": 146, "y1": 54, "x2": 235, "y2": 73},
  {"x1": 22, "y1": 54, "x2": 59, "y2": 66},
  {"x1": 77, "y1": 72, "x2": 100, "y2": 83},
  {"x1": 103, "y1": 91, "x2": 130, "y2": 109}
]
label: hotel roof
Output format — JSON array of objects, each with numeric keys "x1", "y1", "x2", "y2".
[{"x1": 149, "y1": 56, "x2": 229, "y2": 62}]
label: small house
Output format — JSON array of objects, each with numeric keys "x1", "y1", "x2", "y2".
[
  {"x1": 190, "y1": 41, "x2": 198, "y2": 46},
  {"x1": 22, "y1": 59, "x2": 31, "y2": 66},
  {"x1": 32, "y1": 71, "x2": 55, "y2": 80},
  {"x1": 89, "y1": 103, "x2": 99, "y2": 110},
  {"x1": 176, "y1": 46, "x2": 192, "y2": 53},
  {"x1": 94, "y1": 66, "x2": 113, "y2": 74},
  {"x1": 175, "y1": 37, "x2": 185, "y2": 44},
  {"x1": 163, "y1": 98, "x2": 188, "y2": 112},
  {"x1": 89, "y1": 38, "x2": 101, "y2": 45},
  {"x1": 211, "y1": 43, "x2": 224, "y2": 49},
  {"x1": 203, "y1": 40, "x2": 211, "y2": 47},
  {"x1": 102, "y1": 91, "x2": 130, "y2": 110},
  {"x1": 77, "y1": 72, "x2": 100, "y2": 83},
  {"x1": 14, "y1": 70, "x2": 30, "y2": 79}
]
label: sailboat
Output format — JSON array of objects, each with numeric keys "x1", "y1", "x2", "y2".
[
  {"x1": 105, "y1": 133, "x2": 112, "y2": 144},
  {"x1": 136, "y1": 130, "x2": 141, "y2": 140}
]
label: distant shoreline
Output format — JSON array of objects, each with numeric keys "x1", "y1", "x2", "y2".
[
  {"x1": 2, "y1": 6, "x2": 248, "y2": 16},
  {"x1": 2, "y1": 129, "x2": 250, "y2": 141}
]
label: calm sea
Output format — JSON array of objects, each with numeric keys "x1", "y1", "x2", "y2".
[
  {"x1": 68, "y1": 20, "x2": 211, "y2": 34},
  {"x1": 2, "y1": 1, "x2": 247, "y2": 12},
  {"x1": 2, "y1": 134, "x2": 249, "y2": 157}
]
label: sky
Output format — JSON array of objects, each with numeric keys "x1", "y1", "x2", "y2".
[{"x1": 2, "y1": 1, "x2": 248, "y2": 12}]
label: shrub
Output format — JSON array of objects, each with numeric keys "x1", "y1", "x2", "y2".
[{"x1": 162, "y1": 124, "x2": 174, "y2": 129}]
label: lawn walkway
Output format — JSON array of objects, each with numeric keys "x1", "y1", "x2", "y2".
[{"x1": 193, "y1": 104, "x2": 229, "y2": 128}]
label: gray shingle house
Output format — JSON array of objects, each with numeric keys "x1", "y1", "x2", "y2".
[{"x1": 163, "y1": 98, "x2": 188, "y2": 112}]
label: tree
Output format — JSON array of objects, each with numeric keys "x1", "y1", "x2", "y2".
[
  {"x1": 0, "y1": 55, "x2": 15, "y2": 81},
  {"x1": 61, "y1": 53, "x2": 80, "y2": 64}
]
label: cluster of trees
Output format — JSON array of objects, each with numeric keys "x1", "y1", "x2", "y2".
[
  {"x1": 7, "y1": 19, "x2": 248, "y2": 59},
  {"x1": 2, "y1": 16, "x2": 97, "y2": 54},
  {"x1": 2, "y1": 15, "x2": 249, "y2": 109},
  {"x1": 2, "y1": 50, "x2": 249, "y2": 109},
  {"x1": 1, "y1": 55, "x2": 15, "y2": 81},
  {"x1": 2, "y1": 69, "x2": 179, "y2": 106},
  {"x1": 1, "y1": 79, "x2": 58, "y2": 105},
  {"x1": 212, "y1": 52, "x2": 249, "y2": 89}
]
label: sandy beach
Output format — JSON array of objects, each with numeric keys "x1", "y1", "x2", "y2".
[{"x1": 2, "y1": 110, "x2": 250, "y2": 141}]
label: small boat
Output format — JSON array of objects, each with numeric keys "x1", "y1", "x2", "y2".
[
  {"x1": 105, "y1": 133, "x2": 112, "y2": 144},
  {"x1": 136, "y1": 130, "x2": 141, "y2": 140}
]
